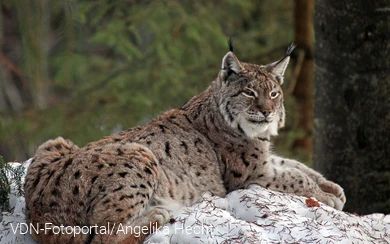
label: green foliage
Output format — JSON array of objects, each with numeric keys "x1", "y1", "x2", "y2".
[
  {"x1": 0, "y1": 0, "x2": 295, "y2": 161},
  {"x1": 0, "y1": 156, "x2": 25, "y2": 212}
]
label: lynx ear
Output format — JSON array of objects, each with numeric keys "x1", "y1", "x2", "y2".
[
  {"x1": 220, "y1": 52, "x2": 244, "y2": 81},
  {"x1": 265, "y1": 43, "x2": 296, "y2": 85}
]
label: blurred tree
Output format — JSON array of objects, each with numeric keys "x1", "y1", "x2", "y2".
[
  {"x1": 290, "y1": 0, "x2": 314, "y2": 155},
  {"x1": 314, "y1": 0, "x2": 390, "y2": 214}
]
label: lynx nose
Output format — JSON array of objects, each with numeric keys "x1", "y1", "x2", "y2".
[{"x1": 261, "y1": 110, "x2": 272, "y2": 118}]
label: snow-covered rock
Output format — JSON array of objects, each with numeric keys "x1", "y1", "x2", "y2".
[{"x1": 1, "y1": 160, "x2": 389, "y2": 244}]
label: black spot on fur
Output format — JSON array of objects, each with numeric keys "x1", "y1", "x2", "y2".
[
  {"x1": 103, "y1": 199, "x2": 110, "y2": 204},
  {"x1": 180, "y1": 141, "x2": 188, "y2": 153},
  {"x1": 245, "y1": 175, "x2": 251, "y2": 182},
  {"x1": 74, "y1": 171, "x2": 81, "y2": 179},
  {"x1": 225, "y1": 101, "x2": 234, "y2": 122},
  {"x1": 91, "y1": 176, "x2": 98, "y2": 183},
  {"x1": 165, "y1": 142, "x2": 171, "y2": 157},
  {"x1": 33, "y1": 172, "x2": 42, "y2": 187},
  {"x1": 124, "y1": 163, "x2": 133, "y2": 169},
  {"x1": 55, "y1": 144, "x2": 62, "y2": 150},
  {"x1": 196, "y1": 171, "x2": 201, "y2": 177},
  {"x1": 51, "y1": 157, "x2": 61, "y2": 163},
  {"x1": 283, "y1": 185, "x2": 287, "y2": 190},
  {"x1": 299, "y1": 180, "x2": 303, "y2": 184},
  {"x1": 241, "y1": 153, "x2": 250, "y2": 167},
  {"x1": 159, "y1": 124, "x2": 168, "y2": 133},
  {"x1": 237, "y1": 124, "x2": 245, "y2": 134},
  {"x1": 98, "y1": 164, "x2": 104, "y2": 169},
  {"x1": 130, "y1": 185, "x2": 138, "y2": 188},
  {"x1": 251, "y1": 154, "x2": 258, "y2": 159},
  {"x1": 258, "y1": 137, "x2": 270, "y2": 142},
  {"x1": 109, "y1": 163, "x2": 115, "y2": 167},
  {"x1": 194, "y1": 138, "x2": 203, "y2": 147},
  {"x1": 290, "y1": 184, "x2": 294, "y2": 188},
  {"x1": 258, "y1": 174, "x2": 264, "y2": 178},
  {"x1": 63, "y1": 159, "x2": 73, "y2": 169},
  {"x1": 98, "y1": 185, "x2": 106, "y2": 192},
  {"x1": 232, "y1": 171, "x2": 242, "y2": 178},
  {"x1": 108, "y1": 172, "x2": 114, "y2": 177},
  {"x1": 55, "y1": 175, "x2": 61, "y2": 186},
  {"x1": 73, "y1": 186, "x2": 79, "y2": 195},
  {"x1": 140, "y1": 184, "x2": 146, "y2": 189},
  {"x1": 114, "y1": 186, "x2": 124, "y2": 192},
  {"x1": 263, "y1": 161, "x2": 267, "y2": 165},
  {"x1": 193, "y1": 104, "x2": 203, "y2": 120},
  {"x1": 136, "y1": 192, "x2": 147, "y2": 198},
  {"x1": 118, "y1": 172, "x2": 128, "y2": 178},
  {"x1": 137, "y1": 173, "x2": 143, "y2": 179},
  {"x1": 184, "y1": 115, "x2": 193, "y2": 124},
  {"x1": 281, "y1": 160, "x2": 285, "y2": 165},
  {"x1": 120, "y1": 195, "x2": 134, "y2": 201},
  {"x1": 51, "y1": 189, "x2": 60, "y2": 196},
  {"x1": 266, "y1": 183, "x2": 271, "y2": 188},
  {"x1": 116, "y1": 208, "x2": 123, "y2": 213},
  {"x1": 147, "y1": 181, "x2": 153, "y2": 188},
  {"x1": 144, "y1": 167, "x2": 152, "y2": 175}
]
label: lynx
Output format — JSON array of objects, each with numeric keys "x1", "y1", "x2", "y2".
[{"x1": 24, "y1": 43, "x2": 346, "y2": 244}]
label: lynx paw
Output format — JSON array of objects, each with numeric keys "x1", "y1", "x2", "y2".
[
  {"x1": 317, "y1": 192, "x2": 344, "y2": 210},
  {"x1": 319, "y1": 181, "x2": 346, "y2": 206},
  {"x1": 147, "y1": 207, "x2": 171, "y2": 227}
]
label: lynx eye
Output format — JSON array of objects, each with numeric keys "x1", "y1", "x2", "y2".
[
  {"x1": 270, "y1": 91, "x2": 279, "y2": 99},
  {"x1": 242, "y1": 89, "x2": 256, "y2": 98}
]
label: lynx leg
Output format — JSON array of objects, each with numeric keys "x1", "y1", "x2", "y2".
[
  {"x1": 268, "y1": 155, "x2": 346, "y2": 207},
  {"x1": 247, "y1": 164, "x2": 345, "y2": 210}
]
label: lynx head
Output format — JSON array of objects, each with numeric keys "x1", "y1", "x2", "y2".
[{"x1": 214, "y1": 44, "x2": 295, "y2": 138}]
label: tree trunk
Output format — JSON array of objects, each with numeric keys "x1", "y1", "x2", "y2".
[
  {"x1": 292, "y1": 0, "x2": 314, "y2": 154},
  {"x1": 314, "y1": 1, "x2": 390, "y2": 214}
]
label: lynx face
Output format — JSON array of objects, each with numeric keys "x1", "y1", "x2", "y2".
[{"x1": 215, "y1": 50, "x2": 291, "y2": 138}]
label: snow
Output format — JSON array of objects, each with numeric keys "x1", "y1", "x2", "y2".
[{"x1": 1, "y1": 160, "x2": 389, "y2": 244}]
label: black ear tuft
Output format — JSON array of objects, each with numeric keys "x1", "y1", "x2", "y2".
[
  {"x1": 285, "y1": 43, "x2": 296, "y2": 56},
  {"x1": 228, "y1": 38, "x2": 234, "y2": 52}
]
